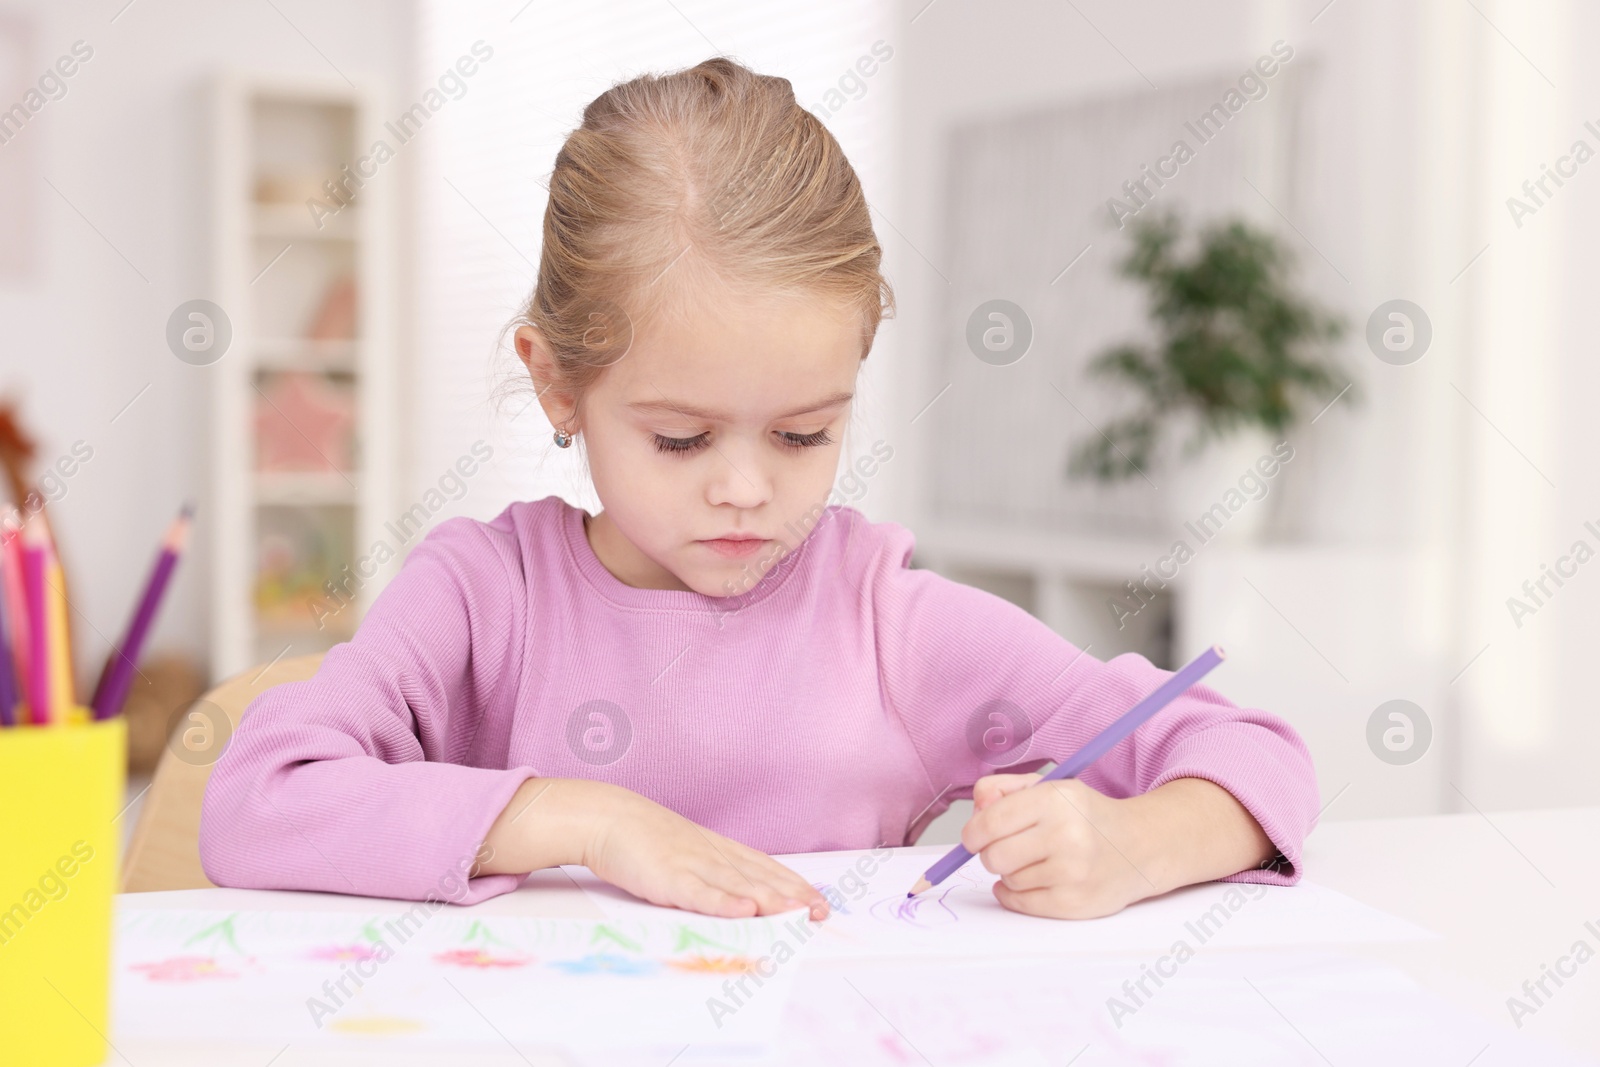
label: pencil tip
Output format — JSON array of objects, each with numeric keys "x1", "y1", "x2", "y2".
[
  {"x1": 169, "y1": 503, "x2": 196, "y2": 551},
  {"x1": 907, "y1": 878, "x2": 930, "y2": 897}
]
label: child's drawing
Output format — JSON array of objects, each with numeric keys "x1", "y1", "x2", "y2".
[
  {"x1": 129, "y1": 912, "x2": 257, "y2": 981},
  {"x1": 306, "y1": 919, "x2": 390, "y2": 963},
  {"x1": 433, "y1": 919, "x2": 532, "y2": 969},
  {"x1": 434, "y1": 948, "x2": 532, "y2": 968},
  {"x1": 811, "y1": 880, "x2": 852, "y2": 914},
  {"x1": 590, "y1": 922, "x2": 644, "y2": 953},
  {"x1": 187, "y1": 913, "x2": 247, "y2": 953},
  {"x1": 130, "y1": 955, "x2": 243, "y2": 982},
  {"x1": 114, "y1": 907, "x2": 815, "y2": 1048},
  {"x1": 669, "y1": 922, "x2": 742, "y2": 955},
  {"x1": 549, "y1": 951, "x2": 658, "y2": 976},
  {"x1": 665, "y1": 954, "x2": 764, "y2": 975},
  {"x1": 867, "y1": 884, "x2": 962, "y2": 928},
  {"x1": 307, "y1": 943, "x2": 384, "y2": 963}
]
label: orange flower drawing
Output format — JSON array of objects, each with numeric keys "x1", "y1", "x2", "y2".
[
  {"x1": 432, "y1": 948, "x2": 532, "y2": 969},
  {"x1": 666, "y1": 954, "x2": 763, "y2": 975}
]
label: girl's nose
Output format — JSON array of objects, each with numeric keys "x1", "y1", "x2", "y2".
[{"x1": 704, "y1": 439, "x2": 773, "y2": 509}]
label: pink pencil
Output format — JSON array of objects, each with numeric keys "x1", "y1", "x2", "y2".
[
  {"x1": 0, "y1": 525, "x2": 29, "y2": 712},
  {"x1": 21, "y1": 513, "x2": 51, "y2": 725}
]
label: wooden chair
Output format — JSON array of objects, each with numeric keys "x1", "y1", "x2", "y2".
[{"x1": 121, "y1": 652, "x2": 326, "y2": 892}]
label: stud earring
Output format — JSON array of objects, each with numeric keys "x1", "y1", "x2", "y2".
[{"x1": 553, "y1": 426, "x2": 574, "y2": 448}]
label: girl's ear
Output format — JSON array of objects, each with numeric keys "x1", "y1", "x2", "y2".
[
  {"x1": 513, "y1": 323, "x2": 548, "y2": 375},
  {"x1": 514, "y1": 324, "x2": 580, "y2": 431}
]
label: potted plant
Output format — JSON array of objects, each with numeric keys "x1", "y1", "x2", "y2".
[{"x1": 1068, "y1": 208, "x2": 1350, "y2": 537}]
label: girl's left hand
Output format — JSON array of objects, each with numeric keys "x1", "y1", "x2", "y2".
[
  {"x1": 962, "y1": 773, "x2": 1162, "y2": 920},
  {"x1": 962, "y1": 772, "x2": 1279, "y2": 920}
]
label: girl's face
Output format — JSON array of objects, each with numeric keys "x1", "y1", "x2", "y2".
[{"x1": 519, "y1": 283, "x2": 865, "y2": 596}]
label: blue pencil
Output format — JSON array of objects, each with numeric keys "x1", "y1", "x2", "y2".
[{"x1": 908, "y1": 644, "x2": 1227, "y2": 897}]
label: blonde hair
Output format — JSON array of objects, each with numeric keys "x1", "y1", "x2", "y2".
[{"x1": 513, "y1": 55, "x2": 894, "y2": 418}]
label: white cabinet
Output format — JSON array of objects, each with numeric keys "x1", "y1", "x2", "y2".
[{"x1": 208, "y1": 74, "x2": 396, "y2": 679}]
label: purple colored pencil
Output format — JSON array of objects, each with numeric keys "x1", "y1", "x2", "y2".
[
  {"x1": 908, "y1": 644, "x2": 1228, "y2": 897},
  {"x1": 22, "y1": 515, "x2": 51, "y2": 726},
  {"x1": 0, "y1": 565, "x2": 14, "y2": 727},
  {"x1": 91, "y1": 502, "x2": 193, "y2": 721}
]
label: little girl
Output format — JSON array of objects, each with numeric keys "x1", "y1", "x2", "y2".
[{"x1": 200, "y1": 57, "x2": 1318, "y2": 923}]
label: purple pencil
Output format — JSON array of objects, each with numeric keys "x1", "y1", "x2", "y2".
[
  {"x1": 0, "y1": 556, "x2": 14, "y2": 727},
  {"x1": 908, "y1": 644, "x2": 1227, "y2": 897},
  {"x1": 22, "y1": 514, "x2": 51, "y2": 726},
  {"x1": 91, "y1": 502, "x2": 194, "y2": 721}
]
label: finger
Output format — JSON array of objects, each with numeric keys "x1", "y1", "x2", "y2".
[
  {"x1": 765, "y1": 863, "x2": 831, "y2": 920},
  {"x1": 976, "y1": 823, "x2": 1052, "y2": 879},
  {"x1": 702, "y1": 864, "x2": 798, "y2": 918},
  {"x1": 747, "y1": 852, "x2": 825, "y2": 901},
  {"x1": 962, "y1": 786, "x2": 1045, "y2": 855},
  {"x1": 972, "y1": 772, "x2": 1043, "y2": 810},
  {"x1": 714, "y1": 844, "x2": 830, "y2": 919},
  {"x1": 993, "y1": 878, "x2": 1126, "y2": 921},
  {"x1": 991, "y1": 879, "x2": 1058, "y2": 919},
  {"x1": 710, "y1": 838, "x2": 832, "y2": 919},
  {"x1": 996, "y1": 855, "x2": 1054, "y2": 892},
  {"x1": 682, "y1": 879, "x2": 760, "y2": 919},
  {"x1": 750, "y1": 871, "x2": 824, "y2": 919},
  {"x1": 687, "y1": 831, "x2": 793, "y2": 910}
]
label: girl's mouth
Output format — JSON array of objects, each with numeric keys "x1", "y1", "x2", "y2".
[{"x1": 699, "y1": 537, "x2": 770, "y2": 559}]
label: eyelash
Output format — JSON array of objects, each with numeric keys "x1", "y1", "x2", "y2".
[{"x1": 651, "y1": 428, "x2": 834, "y2": 455}]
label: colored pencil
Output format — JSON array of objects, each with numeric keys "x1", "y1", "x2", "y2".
[
  {"x1": 0, "y1": 567, "x2": 14, "y2": 727},
  {"x1": 91, "y1": 502, "x2": 193, "y2": 721},
  {"x1": 44, "y1": 548, "x2": 76, "y2": 724},
  {"x1": 21, "y1": 513, "x2": 51, "y2": 725},
  {"x1": 907, "y1": 644, "x2": 1228, "y2": 897},
  {"x1": 1, "y1": 526, "x2": 28, "y2": 711}
]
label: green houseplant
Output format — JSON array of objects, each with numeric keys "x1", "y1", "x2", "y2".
[{"x1": 1068, "y1": 209, "x2": 1350, "y2": 485}]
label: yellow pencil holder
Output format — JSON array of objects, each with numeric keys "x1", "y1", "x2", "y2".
[{"x1": 0, "y1": 715, "x2": 125, "y2": 1067}]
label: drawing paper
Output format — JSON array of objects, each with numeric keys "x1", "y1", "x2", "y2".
[
  {"x1": 111, "y1": 863, "x2": 1580, "y2": 1067},
  {"x1": 749, "y1": 950, "x2": 1596, "y2": 1067},
  {"x1": 562, "y1": 845, "x2": 1435, "y2": 961},
  {"x1": 112, "y1": 905, "x2": 804, "y2": 1052}
]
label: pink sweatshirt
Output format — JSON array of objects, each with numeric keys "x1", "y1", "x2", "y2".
[{"x1": 199, "y1": 495, "x2": 1319, "y2": 905}]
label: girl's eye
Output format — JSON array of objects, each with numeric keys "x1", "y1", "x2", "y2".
[
  {"x1": 778, "y1": 428, "x2": 833, "y2": 450},
  {"x1": 652, "y1": 433, "x2": 710, "y2": 454},
  {"x1": 651, "y1": 428, "x2": 834, "y2": 455}
]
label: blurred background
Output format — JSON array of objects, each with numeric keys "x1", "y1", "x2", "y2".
[{"x1": 0, "y1": 0, "x2": 1592, "y2": 836}]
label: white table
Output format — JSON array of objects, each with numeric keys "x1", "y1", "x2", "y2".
[
  {"x1": 114, "y1": 807, "x2": 1600, "y2": 1065},
  {"x1": 1302, "y1": 806, "x2": 1599, "y2": 1058}
]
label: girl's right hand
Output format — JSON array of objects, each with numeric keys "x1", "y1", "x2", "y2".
[
  {"x1": 480, "y1": 777, "x2": 830, "y2": 920},
  {"x1": 582, "y1": 784, "x2": 831, "y2": 922}
]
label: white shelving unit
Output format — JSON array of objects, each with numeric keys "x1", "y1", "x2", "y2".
[{"x1": 209, "y1": 73, "x2": 397, "y2": 680}]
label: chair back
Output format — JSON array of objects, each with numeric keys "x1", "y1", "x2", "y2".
[{"x1": 121, "y1": 651, "x2": 326, "y2": 892}]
